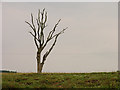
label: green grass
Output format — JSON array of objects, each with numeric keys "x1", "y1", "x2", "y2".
[{"x1": 2, "y1": 72, "x2": 119, "y2": 88}]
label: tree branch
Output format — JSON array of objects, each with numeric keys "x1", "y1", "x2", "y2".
[
  {"x1": 36, "y1": 9, "x2": 41, "y2": 47},
  {"x1": 29, "y1": 32, "x2": 39, "y2": 49},
  {"x1": 41, "y1": 8, "x2": 45, "y2": 24},
  {"x1": 42, "y1": 19, "x2": 61, "y2": 50},
  {"x1": 47, "y1": 19, "x2": 61, "y2": 40},
  {"x1": 25, "y1": 21, "x2": 34, "y2": 30},
  {"x1": 42, "y1": 35, "x2": 59, "y2": 64},
  {"x1": 44, "y1": 11, "x2": 47, "y2": 25},
  {"x1": 41, "y1": 27, "x2": 68, "y2": 64},
  {"x1": 38, "y1": 10, "x2": 40, "y2": 40},
  {"x1": 31, "y1": 13, "x2": 36, "y2": 30},
  {"x1": 25, "y1": 20, "x2": 39, "y2": 49},
  {"x1": 29, "y1": 32, "x2": 39, "y2": 41},
  {"x1": 39, "y1": 8, "x2": 46, "y2": 46},
  {"x1": 42, "y1": 27, "x2": 67, "y2": 51},
  {"x1": 51, "y1": 27, "x2": 68, "y2": 39}
]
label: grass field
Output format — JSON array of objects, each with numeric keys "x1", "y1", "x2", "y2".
[{"x1": 2, "y1": 72, "x2": 119, "y2": 88}]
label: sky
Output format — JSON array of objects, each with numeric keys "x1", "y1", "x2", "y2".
[
  {"x1": 0, "y1": 2, "x2": 2, "y2": 72},
  {"x1": 0, "y1": 2, "x2": 2, "y2": 89},
  {"x1": 2, "y1": 2, "x2": 118, "y2": 73}
]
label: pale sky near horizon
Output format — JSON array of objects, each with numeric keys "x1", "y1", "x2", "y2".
[{"x1": 2, "y1": 2, "x2": 118, "y2": 73}]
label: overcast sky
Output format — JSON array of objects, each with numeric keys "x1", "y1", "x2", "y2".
[{"x1": 2, "y1": 2, "x2": 118, "y2": 73}]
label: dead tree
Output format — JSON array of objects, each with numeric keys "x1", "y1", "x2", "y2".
[{"x1": 25, "y1": 8, "x2": 67, "y2": 73}]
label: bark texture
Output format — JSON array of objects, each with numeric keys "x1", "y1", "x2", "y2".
[{"x1": 25, "y1": 8, "x2": 67, "y2": 73}]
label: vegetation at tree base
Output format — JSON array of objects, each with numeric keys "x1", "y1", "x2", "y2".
[{"x1": 2, "y1": 72, "x2": 119, "y2": 88}]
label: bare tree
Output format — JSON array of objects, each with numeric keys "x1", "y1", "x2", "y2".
[{"x1": 25, "y1": 8, "x2": 68, "y2": 73}]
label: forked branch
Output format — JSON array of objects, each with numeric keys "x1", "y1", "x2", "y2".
[
  {"x1": 42, "y1": 19, "x2": 62, "y2": 50},
  {"x1": 42, "y1": 27, "x2": 68, "y2": 64},
  {"x1": 25, "y1": 13, "x2": 39, "y2": 49}
]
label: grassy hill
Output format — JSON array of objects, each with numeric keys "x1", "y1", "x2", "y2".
[{"x1": 2, "y1": 72, "x2": 119, "y2": 88}]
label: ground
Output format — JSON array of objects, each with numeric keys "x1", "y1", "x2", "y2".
[{"x1": 1, "y1": 72, "x2": 119, "y2": 88}]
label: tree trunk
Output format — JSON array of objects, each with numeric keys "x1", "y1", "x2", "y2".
[
  {"x1": 37, "y1": 61, "x2": 40, "y2": 73},
  {"x1": 37, "y1": 51, "x2": 41, "y2": 73},
  {"x1": 37, "y1": 50, "x2": 44, "y2": 73},
  {"x1": 39, "y1": 63, "x2": 44, "y2": 73}
]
